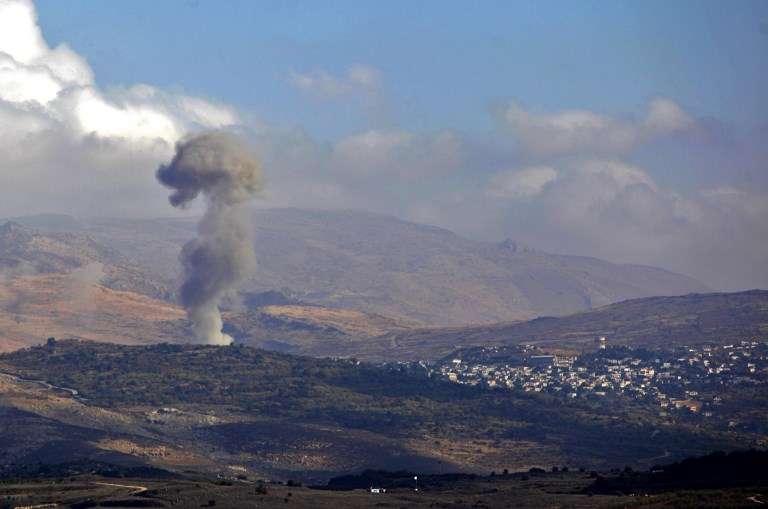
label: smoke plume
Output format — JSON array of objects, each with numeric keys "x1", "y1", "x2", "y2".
[
  {"x1": 66, "y1": 262, "x2": 106, "y2": 329},
  {"x1": 157, "y1": 132, "x2": 264, "y2": 345}
]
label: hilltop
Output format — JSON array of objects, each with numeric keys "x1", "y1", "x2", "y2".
[{"x1": 348, "y1": 290, "x2": 768, "y2": 361}]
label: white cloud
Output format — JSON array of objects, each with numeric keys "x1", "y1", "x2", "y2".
[
  {"x1": 0, "y1": 0, "x2": 49, "y2": 62},
  {"x1": 0, "y1": 0, "x2": 240, "y2": 217},
  {"x1": 499, "y1": 98, "x2": 693, "y2": 157},
  {"x1": 289, "y1": 64, "x2": 382, "y2": 98},
  {"x1": 0, "y1": 0, "x2": 237, "y2": 145},
  {"x1": 288, "y1": 64, "x2": 390, "y2": 126},
  {"x1": 331, "y1": 129, "x2": 464, "y2": 178},
  {"x1": 482, "y1": 158, "x2": 767, "y2": 290},
  {"x1": 644, "y1": 98, "x2": 693, "y2": 133},
  {"x1": 487, "y1": 166, "x2": 557, "y2": 199}
]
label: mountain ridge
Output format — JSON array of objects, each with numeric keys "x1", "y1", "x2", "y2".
[
  {"x1": 343, "y1": 289, "x2": 768, "y2": 361},
  {"x1": 7, "y1": 208, "x2": 708, "y2": 326}
]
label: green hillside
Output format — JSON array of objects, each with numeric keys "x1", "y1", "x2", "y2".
[{"x1": 0, "y1": 340, "x2": 755, "y2": 482}]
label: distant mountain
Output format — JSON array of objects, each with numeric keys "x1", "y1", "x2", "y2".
[
  {"x1": 55, "y1": 208, "x2": 709, "y2": 326},
  {"x1": 348, "y1": 290, "x2": 768, "y2": 361},
  {"x1": 0, "y1": 221, "x2": 171, "y2": 300},
  {"x1": 2, "y1": 213, "x2": 85, "y2": 232}
]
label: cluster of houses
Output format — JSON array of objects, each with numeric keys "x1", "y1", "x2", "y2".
[{"x1": 428, "y1": 340, "x2": 767, "y2": 418}]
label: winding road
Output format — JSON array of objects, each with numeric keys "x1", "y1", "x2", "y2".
[
  {"x1": 0, "y1": 371, "x2": 86, "y2": 402},
  {"x1": 93, "y1": 482, "x2": 149, "y2": 495}
]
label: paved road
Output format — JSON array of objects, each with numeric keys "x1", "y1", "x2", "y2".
[
  {"x1": 93, "y1": 482, "x2": 148, "y2": 495},
  {"x1": 638, "y1": 449, "x2": 671, "y2": 464},
  {"x1": 0, "y1": 371, "x2": 86, "y2": 402}
]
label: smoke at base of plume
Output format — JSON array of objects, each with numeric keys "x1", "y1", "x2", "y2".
[{"x1": 156, "y1": 132, "x2": 263, "y2": 345}]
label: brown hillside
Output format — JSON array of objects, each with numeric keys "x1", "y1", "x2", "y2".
[{"x1": 0, "y1": 273, "x2": 185, "y2": 352}]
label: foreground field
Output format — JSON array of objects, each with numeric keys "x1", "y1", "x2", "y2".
[{"x1": 1, "y1": 470, "x2": 766, "y2": 509}]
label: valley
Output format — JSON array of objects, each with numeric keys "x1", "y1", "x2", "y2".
[{"x1": 0, "y1": 211, "x2": 765, "y2": 505}]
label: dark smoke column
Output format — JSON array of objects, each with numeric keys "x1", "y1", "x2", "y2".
[{"x1": 157, "y1": 131, "x2": 263, "y2": 345}]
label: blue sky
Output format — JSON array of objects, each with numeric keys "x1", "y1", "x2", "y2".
[{"x1": 35, "y1": 0, "x2": 768, "y2": 138}]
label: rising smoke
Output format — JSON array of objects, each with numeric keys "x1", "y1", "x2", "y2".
[
  {"x1": 66, "y1": 262, "x2": 106, "y2": 329},
  {"x1": 156, "y1": 132, "x2": 264, "y2": 345}
]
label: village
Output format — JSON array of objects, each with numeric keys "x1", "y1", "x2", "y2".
[{"x1": 410, "y1": 339, "x2": 768, "y2": 419}]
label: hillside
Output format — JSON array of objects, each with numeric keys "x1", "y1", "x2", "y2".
[
  {"x1": 0, "y1": 273, "x2": 185, "y2": 352},
  {"x1": 226, "y1": 304, "x2": 416, "y2": 355},
  {"x1": 0, "y1": 221, "x2": 171, "y2": 300},
  {"x1": 8, "y1": 210, "x2": 709, "y2": 326},
  {"x1": 0, "y1": 270, "x2": 410, "y2": 354},
  {"x1": 0, "y1": 221, "x2": 420, "y2": 353},
  {"x1": 0, "y1": 340, "x2": 753, "y2": 483},
  {"x1": 0, "y1": 219, "x2": 760, "y2": 360},
  {"x1": 349, "y1": 290, "x2": 768, "y2": 361}
]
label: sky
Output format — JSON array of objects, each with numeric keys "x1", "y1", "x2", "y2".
[{"x1": 1, "y1": 0, "x2": 767, "y2": 290}]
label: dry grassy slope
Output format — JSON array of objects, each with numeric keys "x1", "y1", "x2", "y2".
[
  {"x1": 0, "y1": 373, "x2": 228, "y2": 475},
  {"x1": 259, "y1": 305, "x2": 416, "y2": 336},
  {"x1": 0, "y1": 221, "x2": 171, "y2": 300},
  {"x1": 0, "y1": 271, "x2": 416, "y2": 353},
  {"x1": 349, "y1": 290, "x2": 768, "y2": 361},
  {"x1": 226, "y1": 304, "x2": 418, "y2": 356},
  {"x1": 0, "y1": 273, "x2": 186, "y2": 352}
]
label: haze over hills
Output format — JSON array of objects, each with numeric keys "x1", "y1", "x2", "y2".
[
  {"x1": 0, "y1": 221, "x2": 171, "y2": 300},
  {"x1": 3, "y1": 209, "x2": 709, "y2": 327}
]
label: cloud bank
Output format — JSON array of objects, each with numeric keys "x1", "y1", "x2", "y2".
[
  {"x1": 0, "y1": 0, "x2": 238, "y2": 217},
  {"x1": 497, "y1": 98, "x2": 693, "y2": 158}
]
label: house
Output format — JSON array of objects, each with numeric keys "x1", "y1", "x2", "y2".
[
  {"x1": 370, "y1": 487, "x2": 386, "y2": 494},
  {"x1": 528, "y1": 355, "x2": 555, "y2": 367}
]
